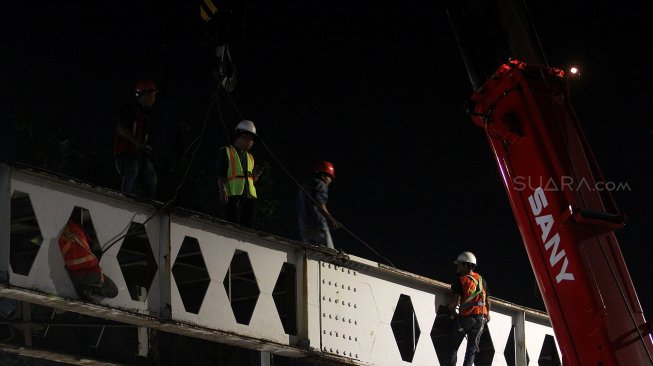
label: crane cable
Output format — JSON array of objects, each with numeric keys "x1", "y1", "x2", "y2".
[
  {"x1": 225, "y1": 95, "x2": 396, "y2": 268},
  {"x1": 520, "y1": 0, "x2": 549, "y2": 68}
]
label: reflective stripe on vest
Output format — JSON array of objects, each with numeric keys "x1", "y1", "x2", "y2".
[
  {"x1": 459, "y1": 272, "x2": 487, "y2": 316},
  {"x1": 58, "y1": 221, "x2": 100, "y2": 272},
  {"x1": 225, "y1": 146, "x2": 257, "y2": 198}
]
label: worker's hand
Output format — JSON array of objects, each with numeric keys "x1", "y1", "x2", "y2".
[
  {"x1": 486, "y1": 313, "x2": 491, "y2": 323},
  {"x1": 329, "y1": 219, "x2": 342, "y2": 230},
  {"x1": 219, "y1": 189, "x2": 228, "y2": 204},
  {"x1": 447, "y1": 305, "x2": 457, "y2": 319},
  {"x1": 142, "y1": 144, "x2": 153, "y2": 157},
  {"x1": 252, "y1": 166, "x2": 264, "y2": 181}
]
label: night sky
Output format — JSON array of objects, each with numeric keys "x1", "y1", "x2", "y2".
[{"x1": 2, "y1": 1, "x2": 652, "y2": 318}]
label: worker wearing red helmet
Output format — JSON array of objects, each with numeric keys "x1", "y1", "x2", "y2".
[
  {"x1": 296, "y1": 161, "x2": 340, "y2": 248},
  {"x1": 113, "y1": 80, "x2": 159, "y2": 198},
  {"x1": 447, "y1": 251, "x2": 492, "y2": 366},
  {"x1": 217, "y1": 120, "x2": 262, "y2": 228}
]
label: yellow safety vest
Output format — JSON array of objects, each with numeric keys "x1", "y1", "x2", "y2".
[{"x1": 225, "y1": 146, "x2": 257, "y2": 198}]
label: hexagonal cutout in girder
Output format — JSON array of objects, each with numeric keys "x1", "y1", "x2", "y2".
[
  {"x1": 391, "y1": 294, "x2": 421, "y2": 362},
  {"x1": 475, "y1": 323, "x2": 495, "y2": 365},
  {"x1": 431, "y1": 304, "x2": 460, "y2": 364},
  {"x1": 172, "y1": 236, "x2": 210, "y2": 314},
  {"x1": 10, "y1": 191, "x2": 43, "y2": 276},
  {"x1": 117, "y1": 222, "x2": 158, "y2": 302},
  {"x1": 538, "y1": 334, "x2": 561, "y2": 366},
  {"x1": 431, "y1": 305, "x2": 494, "y2": 365},
  {"x1": 504, "y1": 326, "x2": 530, "y2": 366},
  {"x1": 223, "y1": 250, "x2": 259, "y2": 325},
  {"x1": 272, "y1": 262, "x2": 297, "y2": 335}
]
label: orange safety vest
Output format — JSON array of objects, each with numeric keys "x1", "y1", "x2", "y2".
[
  {"x1": 58, "y1": 220, "x2": 100, "y2": 275},
  {"x1": 458, "y1": 271, "x2": 488, "y2": 317}
]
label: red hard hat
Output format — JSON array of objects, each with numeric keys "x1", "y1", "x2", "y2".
[
  {"x1": 134, "y1": 80, "x2": 157, "y2": 96},
  {"x1": 314, "y1": 161, "x2": 335, "y2": 178}
]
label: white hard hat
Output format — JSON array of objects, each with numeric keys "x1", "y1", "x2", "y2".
[
  {"x1": 454, "y1": 251, "x2": 477, "y2": 265},
  {"x1": 235, "y1": 120, "x2": 257, "y2": 136}
]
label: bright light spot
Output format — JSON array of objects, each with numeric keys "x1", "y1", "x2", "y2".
[{"x1": 570, "y1": 67, "x2": 579, "y2": 74}]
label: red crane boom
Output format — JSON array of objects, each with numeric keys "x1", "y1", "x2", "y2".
[{"x1": 470, "y1": 60, "x2": 653, "y2": 365}]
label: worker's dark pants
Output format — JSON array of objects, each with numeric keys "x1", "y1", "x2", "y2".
[
  {"x1": 226, "y1": 196, "x2": 257, "y2": 228},
  {"x1": 115, "y1": 155, "x2": 157, "y2": 199},
  {"x1": 299, "y1": 227, "x2": 334, "y2": 249},
  {"x1": 449, "y1": 315, "x2": 486, "y2": 366},
  {"x1": 71, "y1": 272, "x2": 119, "y2": 300}
]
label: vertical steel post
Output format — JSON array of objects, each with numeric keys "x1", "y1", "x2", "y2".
[
  {"x1": 515, "y1": 310, "x2": 527, "y2": 366},
  {"x1": 0, "y1": 165, "x2": 10, "y2": 283}
]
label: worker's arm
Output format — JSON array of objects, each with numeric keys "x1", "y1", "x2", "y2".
[
  {"x1": 312, "y1": 180, "x2": 340, "y2": 229},
  {"x1": 252, "y1": 165, "x2": 264, "y2": 182},
  {"x1": 485, "y1": 278, "x2": 492, "y2": 322},
  {"x1": 448, "y1": 278, "x2": 462, "y2": 317},
  {"x1": 217, "y1": 148, "x2": 229, "y2": 203},
  {"x1": 116, "y1": 104, "x2": 146, "y2": 151},
  {"x1": 447, "y1": 293, "x2": 461, "y2": 318},
  {"x1": 218, "y1": 177, "x2": 228, "y2": 203},
  {"x1": 318, "y1": 203, "x2": 340, "y2": 229},
  {"x1": 116, "y1": 124, "x2": 145, "y2": 150}
]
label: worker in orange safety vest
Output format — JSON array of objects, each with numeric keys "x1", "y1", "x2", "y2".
[
  {"x1": 58, "y1": 216, "x2": 118, "y2": 301},
  {"x1": 447, "y1": 251, "x2": 491, "y2": 366}
]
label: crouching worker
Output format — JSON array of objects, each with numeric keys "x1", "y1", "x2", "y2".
[{"x1": 58, "y1": 217, "x2": 118, "y2": 301}]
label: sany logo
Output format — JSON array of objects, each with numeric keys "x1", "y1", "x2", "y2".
[{"x1": 528, "y1": 187, "x2": 575, "y2": 283}]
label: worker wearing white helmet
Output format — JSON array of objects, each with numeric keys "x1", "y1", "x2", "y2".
[
  {"x1": 447, "y1": 251, "x2": 491, "y2": 366},
  {"x1": 217, "y1": 120, "x2": 262, "y2": 228}
]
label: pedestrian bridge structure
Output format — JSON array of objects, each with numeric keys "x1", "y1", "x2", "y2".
[{"x1": 0, "y1": 163, "x2": 561, "y2": 365}]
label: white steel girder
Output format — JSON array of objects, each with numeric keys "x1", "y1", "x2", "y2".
[{"x1": 0, "y1": 164, "x2": 560, "y2": 365}]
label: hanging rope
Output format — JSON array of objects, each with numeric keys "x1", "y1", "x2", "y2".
[
  {"x1": 226, "y1": 95, "x2": 396, "y2": 267},
  {"x1": 101, "y1": 90, "x2": 220, "y2": 254}
]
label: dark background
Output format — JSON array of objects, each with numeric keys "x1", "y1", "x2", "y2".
[{"x1": 2, "y1": 1, "x2": 651, "y2": 318}]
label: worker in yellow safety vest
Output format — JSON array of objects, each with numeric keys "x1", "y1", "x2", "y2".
[
  {"x1": 447, "y1": 251, "x2": 491, "y2": 366},
  {"x1": 217, "y1": 120, "x2": 262, "y2": 228}
]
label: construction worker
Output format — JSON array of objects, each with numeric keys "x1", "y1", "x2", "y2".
[
  {"x1": 114, "y1": 79, "x2": 159, "y2": 199},
  {"x1": 217, "y1": 120, "x2": 261, "y2": 228},
  {"x1": 296, "y1": 161, "x2": 339, "y2": 249},
  {"x1": 447, "y1": 251, "x2": 491, "y2": 366},
  {"x1": 58, "y1": 214, "x2": 118, "y2": 301}
]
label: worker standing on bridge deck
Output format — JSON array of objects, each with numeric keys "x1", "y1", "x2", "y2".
[
  {"x1": 296, "y1": 161, "x2": 339, "y2": 249},
  {"x1": 447, "y1": 251, "x2": 491, "y2": 366},
  {"x1": 217, "y1": 120, "x2": 261, "y2": 228},
  {"x1": 114, "y1": 79, "x2": 159, "y2": 199},
  {"x1": 58, "y1": 212, "x2": 118, "y2": 301}
]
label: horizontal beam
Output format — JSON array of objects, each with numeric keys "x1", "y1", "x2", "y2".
[{"x1": 0, "y1": 285, "x2": 361, "y2": 365}]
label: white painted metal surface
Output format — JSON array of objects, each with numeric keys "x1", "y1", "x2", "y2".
[{"x1": 0, "y1": 164, "x2": 560, "y2": 365}]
